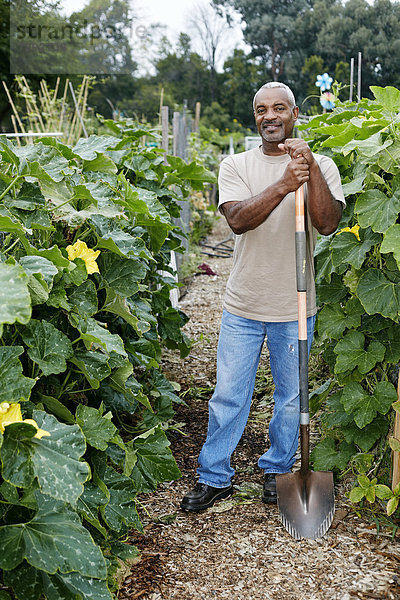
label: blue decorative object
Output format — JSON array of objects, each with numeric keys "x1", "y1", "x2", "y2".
[
  {"x1": 315, "y1": 72, "x2": 333, "y2": 92},
  {"x1": 320, "y1": 92, "x2": 335, "y2": 110}
]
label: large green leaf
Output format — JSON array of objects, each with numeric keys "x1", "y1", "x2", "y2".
[
  {"x1": 318, "y1": 299, "x2": 363, "y2": 340},
  {"x1": 18, "y1": 143, "x2": 70, "y2": 183},
  {"x1": 103, "y1": 288, "x2": 150, "y2": 334},
  {"x1": 19, "y1": 255, "x2": 58, "y2": 287},
  {"x1": 0, "y1": 346, "x2": 35, "y2": 404},
  {"x1": 330, "y1": 229, "x2": 380, "y2": 270},
  {"x1": 4, "y1": 561, "x2": 113, "y2": 600},
  {"x1": 7, "y1": 181, "x2": 46, "y2": 211},
  {"x1": 334, "y1": 330, "x2": 385, "y2": 375},
  {"x1": 68, "y1": 279, "x2": 98, "y2": 317},
  {"x1": 21, "y1": 320, "x2": 73, "y2": 376},
  {"x1": 380, "y1": 224, "x2": 400, "y2": 270},
  {"x1": 357, "y1": 268, "x2": 400, "y2": 321},
  {"x1": 341, "y1": 381, "x2": 397, "y2": 428},
  {"x1": 72, "y1": 316, "x2": 127, "y2": 357},
  {"x1": 70, "y1": 350, "x2": 111, "y2": 388},
  {"x1": 342, "y1": 414, "x2": 389, "y2": 451},
  {"x1": 0, "y1": 263, "x2": 31, "y2": 331},
  {"x1": 311, "y1": 438, "x2": 355, "y2": 471},
  {"x1": 96, "y1": 230, "x2": 153, "y2": 261},
  {"x1": 77, "y1": 482, "x2": 108, "y2": 537},
  {"x1": 72, "y1": 135, "x2": 121, "y2": 161},
  {"x1": 0, "y1": 493, "x2": 106, "y2": 578},
  {"x1": 76, "y1": 405, "x2": 117, "y2": 451},
  {"x1": 1, "y1": 411, "x2": 89, "y2": 505},
  {"x1": 98, "y1": 253, "x2": 147, "y2": 297},
  {"x1": 130, "y1": 426, "x2": 181, "y2": 493},
  {"x1": 371, "y1": 85, "x2": 400, "y2": 112},
  {"x1": 92, "y1": 459, "x2": 142, "y2": 533},
  {"x1": 355, "y1": 189, "x2": 400, "y2": 234}
]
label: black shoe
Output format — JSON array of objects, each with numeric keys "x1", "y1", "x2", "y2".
[
  {"x1": 180, "y1": 482, "x2": 233, "y2": 511},
  {"x1": 262, "y1": 473, "x2": 277, "y2": 504}
]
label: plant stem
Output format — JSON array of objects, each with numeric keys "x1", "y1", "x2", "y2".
[{"x1": 0, "y1": 175, "x2": 23, "y2": 202}]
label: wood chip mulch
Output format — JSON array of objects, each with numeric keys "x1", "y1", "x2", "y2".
[{"x1": 118, "y1": 217, "x2": 400, "y2": 600}]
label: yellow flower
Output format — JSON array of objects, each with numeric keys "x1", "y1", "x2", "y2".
[
  {"x1": 336, "y1": 224, "x2": 360, "y2": 241},
  {"x1": 66, "y1": 240, "x2": 100, "y2": 274},
  {"x1": 0, "y1": 402, "x2": 50, "y2": 439}
]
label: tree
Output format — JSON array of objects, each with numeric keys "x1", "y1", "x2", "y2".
[
  {"x1": 187, "y1": 1, "x2": 232, "y2": 101},
  {"x1": 213, "y1": 0, "x2": 314, "y2": 82},
  {"x1": 218, "y1": 48, "x2": 264, "y2": 127}
]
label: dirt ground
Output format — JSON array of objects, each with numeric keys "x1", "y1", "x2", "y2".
[{"x1": 119, "y1": 217, "x2": 400, "y2": 600}]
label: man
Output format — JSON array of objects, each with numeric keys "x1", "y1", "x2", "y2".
[{"x1": 181, "y1": 82, "x2": 345, "y2": 511}]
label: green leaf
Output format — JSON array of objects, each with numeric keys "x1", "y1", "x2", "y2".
[
  {"x1": 1, "y1": 411, "x2": 89, "y2": 505},
  {"x1": 4, "y1": 561, "x2": 113, "y2": 600},
  {"x1": 334, "y1": 330, "x2": 385, "y2": 375},
  {"x1": 371, "y1": 85, "x2": 400, "y2": 112},
  {"x1": 98, "y1": 253, "x2": 147, "y2": 297},
  {"x1": 83, "y1": 153, "x2": 117, "y2": 173},
  {"x1": 349, "y1": 486, "x2": 365, "y2": 503},
  {"x1": 130, "y1": 426, "x2": 181, "y2": 493},
  {"x1": 389, "y1": 437, "x2": 400, "y2": 452},
  {"x1": 311, "y1": 438, "x2": 354, "y2": 471},
  {"x1": 96, "y1": 230, "x2": 153, "y2": 261},
  {"x1": 341, "y1": 174, "x2": 366, "y2": 196},
  {"x1": 18, "y1": 143, "x2": 70, "y2": 183},
  {"x1": 0, "y1": 213, "x2": 25, "y2": 232},
  {"x1": 0, "y1": 346, "x2": 35, "y2": 403},
  {"x1": 72, "y1": 135, "x2": 121, "y2": 161},
  {"x1": 375, "y1": 484, "x2": 392, "y2": 500},
  {"x1": 341, "y1": 132, "x2": 393, "y2": 158},
  {"x1": 343, "y1": 414, "x2": 389, "y2": 451},
  {"x1": 357, "y1": 268, "x2": 400, "y2": 321},
  {"x1": 21, "y1": 320, "x2": 73, "y2": 376},
  {"x1": 381, "y1": 224, "x2": 400, "y2": 270},
  {"x1": 317, "y1": 273, "x2": 347, "y2": 304},
  {"x1": 76, "y1": 405, "x2": 117, "y2": 451},
  {"x1": 0, "y1": 492, "x2": 106, "y2": 577},
  {"x1": 103, "y1": 288, "x2": 149, "y2": 333},
  {"x1": 387, "y1": 496, "x2": 399, "y2": 516},
  {"x1": 34, "y1": 394, "x2": 75, "y2": 424},
  {"x1": 355, "y1": 189, "x2": 400, "y2": 234},
  {"x1": 92, "y1": 460, "x2": 143, "y2": 533},
  {"x1": 0, "y1": 263, "x2": 31, "y2": 331},
  {"x1": 72, "y1": 316, "x2": 127, "y2": 357},
  {"x1": 8, "y1": 181, "x2": 46, "y2": 211},
  {"x1": 19, "y1": 255, "x2": 58, "y2": 287},
  {"x1": 70, "y1": 350, "x2": 111, "y2": 388},
  {"x1": 341, "y1": 381, "x2": 396, "y2": 428},
  {"x1": 331, "y1": 229, "x2": 380, "y2": 270},
  {"x1": 68, "y1": 279, "x2": 98, "y2": 317}
]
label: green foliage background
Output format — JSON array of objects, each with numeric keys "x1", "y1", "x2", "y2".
[
  {"x1": 302, "y1": 85, "x2": 400, "y2": 516},
  {"x1": 0, "y1": 119, "x2": 215, "y2": 599}
]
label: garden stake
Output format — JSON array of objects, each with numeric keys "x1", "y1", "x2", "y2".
[{"x1": 276, "y1": 184, "x2": 335, "y2": 540}]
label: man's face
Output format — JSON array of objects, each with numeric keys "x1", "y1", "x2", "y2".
[{"x1": 253, "y1": 88, "x2": 299, "y2": 145}]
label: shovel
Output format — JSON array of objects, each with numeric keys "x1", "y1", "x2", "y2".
[{"x1": 276, "y1": 184, "x2": 335, "y2": 540}]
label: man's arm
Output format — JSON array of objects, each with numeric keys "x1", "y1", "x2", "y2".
[
  {"x1": 221, "y1": 157, "x2": 309, "y2": 235},
  {"x1": 279, "y1": 138, "x2": 343, "y2": 235}
]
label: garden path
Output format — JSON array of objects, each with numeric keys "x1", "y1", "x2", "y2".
[{"x1": 119, "y1": 217, "x2": 400, "y2": 600}]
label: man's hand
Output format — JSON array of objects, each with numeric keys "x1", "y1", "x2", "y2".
[
  {"x1": 282, "y1": 156, "x2": 310, "y2": 193},
  {"x1": 278, "y1": 138, "x2": 314, "y2": 166}
]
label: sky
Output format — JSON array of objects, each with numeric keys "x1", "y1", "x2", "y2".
[{"x1": 58, "y1": 0, "x2": 246, "y2": 69}]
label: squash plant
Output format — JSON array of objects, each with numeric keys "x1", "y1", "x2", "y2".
[
  {"x1": 0, "y1": 118, "x2": 215, "y2": 599},
  {"x1": 301, "y1": 86, "x2": 400, "y2": 518}
]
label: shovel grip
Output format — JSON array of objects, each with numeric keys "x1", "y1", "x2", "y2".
[{"x1": 295, "y1": 186, "x2": 309, "y2": 425}]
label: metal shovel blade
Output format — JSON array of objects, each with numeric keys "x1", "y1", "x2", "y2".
[{"x1": 276, "y1": 471, "x2": 335, "y2": 540}]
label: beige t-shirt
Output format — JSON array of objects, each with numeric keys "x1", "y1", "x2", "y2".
[{"x1": 218, "y1": 145, "x2": 345, "y2": 322}]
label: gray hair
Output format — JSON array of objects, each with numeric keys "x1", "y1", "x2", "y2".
[{"x1": 253, "y1": 82, "x2": 296, "y2": 109}]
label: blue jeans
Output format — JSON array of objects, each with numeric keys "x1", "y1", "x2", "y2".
[{"x1": 197, "y1": 309, "x2": 315, "y2": 488}]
